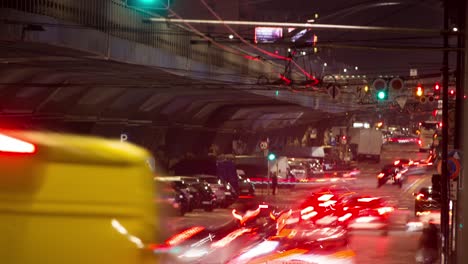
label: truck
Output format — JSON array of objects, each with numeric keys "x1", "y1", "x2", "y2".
[
  {"x1": 418, "y1": 121, "x2": 439, "y2": 152},
  {"x1": 350, "y1": 128, "x2": 383, "y2": 163}
]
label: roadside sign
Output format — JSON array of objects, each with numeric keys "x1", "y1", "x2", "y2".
[
  {"x1": 410, "y1": 68, "x2": 418, "y2": 77},
  {"x1": 120, "y1": 133, "x2": 128, "y2": 142},
  {"x1": 437, "y1": 157, "x2": 461, "y2": 179},
  {"x1": 260, "y1": 141, "x2": 269, "y2": 150},
  {"x1": 450, "y1": 181, "x2": 457, "y2": 201},
  {"x1": 395, "y1": 96, "x2": 407, "y2": 109}
]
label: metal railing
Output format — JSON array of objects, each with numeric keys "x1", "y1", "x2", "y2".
[{"x1": 0, "y1": 0, "x2": 265, "y2": 74}]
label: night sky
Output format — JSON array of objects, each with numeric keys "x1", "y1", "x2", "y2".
[
  {"x1": 249, "y1": 0, "x2": 448, "y2": 77},
  {"x1": 170, "y1": 0, "x2": 457, "y2": 77}
]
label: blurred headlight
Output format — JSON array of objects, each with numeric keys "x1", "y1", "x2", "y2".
[{"x1": 180, "y1": 248, "x2": 208, "y2": 258}]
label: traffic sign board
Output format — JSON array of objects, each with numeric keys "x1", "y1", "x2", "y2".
[
  {"x1": 448, "y1": 157, "x2": 461, "y2": 179},
  {"x1": 260, "y1": 141, "x2": 268, "y2": 150},
  {"x1": 437, "y1": 157, "x2": 461, "y2": 179},
  {"x1": 395, "y1": 96, "x2": 407, "y2": 109},
  {"x1": 450, "y1": 181, "x2": 458, "y2": 201}
]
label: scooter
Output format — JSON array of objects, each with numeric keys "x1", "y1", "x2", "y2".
[{"x1": 377, "y1": 169, "x2": 403, "y2": 188}]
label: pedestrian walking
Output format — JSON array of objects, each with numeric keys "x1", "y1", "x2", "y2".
[{"x1": 271, "y1": 172, "x2": 278, "y2": 195}]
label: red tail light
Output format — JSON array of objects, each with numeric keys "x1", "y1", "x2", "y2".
[
  {"x1": 0, "y1": 134, "x2": 36, "y2": 154},
  {"x1": 165, "y1": 226, "x2": 205, "y2": 246},
  {"x1": 416, "y1": 193, "x2": 424, "y2": 200},
  {"x1": 377, "y1": 173, "x2": 385, "y2": 179},
  {"x1": 418, "y1": 140, "x2": 422, "y2": 146}
]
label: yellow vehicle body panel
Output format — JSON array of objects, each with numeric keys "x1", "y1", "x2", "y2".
[{"x1": 0, "y1": 130, "x2": 159, "y2": 264}]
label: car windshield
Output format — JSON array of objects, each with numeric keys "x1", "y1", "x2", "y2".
[{"x1": 201, "y1": 177, "x2": 219, "y2": 184}]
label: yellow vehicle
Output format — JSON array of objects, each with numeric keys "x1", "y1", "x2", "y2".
[{"x1": 0, "y1": 130, "x2": 160, "y2": 264}]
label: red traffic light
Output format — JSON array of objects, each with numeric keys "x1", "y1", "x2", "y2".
[
  {"x1": 415, "y1": 85, "x2": 424, "y2": 97},
  {"x1": 434, "y1": 83, "x2": 440, "y2": 90}
]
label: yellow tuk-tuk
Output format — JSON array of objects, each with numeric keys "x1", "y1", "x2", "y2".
[{"x1": 0, "y1": 130, "x2": 160, "y2": 264}]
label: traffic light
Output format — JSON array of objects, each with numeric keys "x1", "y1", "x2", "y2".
[
  {"x1": 433, "y1": 83, "x2": 441, "y2": 97},
  {"x1": 376, "y1": 89, "x2": 388, "y2": 100},
  {"x1": 268, "y1": 153, "x2": 276, "y2": 161},
  {"x1": 126, "y1": 0, "x2": 169, "y2": 10},
  {"x1": 340, "y1": 135, "x2": 347, "y2": 144},
  {"x1": 415, "y1": 85, "x2": 424, "y2": 97},
  {"x1": 449, "y1": 89, "x2": 455, "y2": 99}
]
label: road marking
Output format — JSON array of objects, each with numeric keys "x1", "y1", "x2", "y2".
[{"x1": 402, "y1": 177, "x2": 425, "y2": 193}]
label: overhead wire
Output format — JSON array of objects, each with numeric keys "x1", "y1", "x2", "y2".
[
  {"x1": 162, "y1": 6, "x2": 250, "y2": 59},
  {"x1": 198, "y1": 0, "x2": 317, "y2": 82}
]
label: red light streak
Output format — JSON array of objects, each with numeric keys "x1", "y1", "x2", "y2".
[
  {"x1": 211, "y1": 228, "x2": 252, "y2": 248},
  {"x1": 165, "y1": 226, "x2": 205, "y2": 246}
]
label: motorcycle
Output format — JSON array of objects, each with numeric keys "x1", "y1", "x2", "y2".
[{"x1": 377, "y1": 164, "x2": 404, "y2": 188}]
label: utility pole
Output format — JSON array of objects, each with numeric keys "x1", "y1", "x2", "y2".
[
  {"x1": 441, "y1": 0, "x2": 450, "y2": 263},
  {"x1": 457, "y1": 0, "x2": 468, "y2": 262},
  {"x1": 453, "y1": 0, "x2": 466, "y2": 262}
]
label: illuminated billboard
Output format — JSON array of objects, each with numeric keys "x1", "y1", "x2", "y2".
[{"x1": 254, "y1": 27, "x2": 283, "y2": 43}]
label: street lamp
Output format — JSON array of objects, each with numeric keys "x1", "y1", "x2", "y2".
[
  {"x1": 343, "y1": 68, "x2": 347, "y2": 73},
  {"x1": 355, "y1": 66, "x2": 359, "y2": 70},
  {"x1": 323, "y1": 62, "x2": 327, "y2": 67},
  {"x1": 228, "y1": 34, "x2": 234, "y2": 39}
]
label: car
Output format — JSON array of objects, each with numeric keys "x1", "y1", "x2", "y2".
[
  {"x1": 0, "y1": 130, "x2": 159, "y2": 264},
  {"x1": 155, "y1": 204, "x2": 278, "y2": 263},
  {"x1": 155, "y1": 179, "x2": 190, "y2": 216},
  {"x1": 377, "y1": 164, "x2": 405, "y2": 188},
  {"x1": 387, "y1": 134, "x2": 419, "y2": 144},
  {"x1": 298, "y1": 186, "x2": 357, "y2": 224},
  {"x1": 413, "y1": 186, "x2": 441, "y2": 216},
  {"x1": 183, "y1": 177, "x2": 218, "y2": 212},
  {"x1": 195, "y1": 174, "x2": 237, "y2": 208},
  {"x1": 157, "y1": 176, "x2": 217, "y2": 212},
  {"x1": 228, "y1": 209, "x2": 353, "y2": 264},
  {"x1": 156, "y1": 176, "x2": 199, "y2": 212},
  {"x1": 340, "y1": 196, "x2": 394, "y2": 235},
  {"x1": 236, "y1": 169, "x2": 256, "y2": 197}
]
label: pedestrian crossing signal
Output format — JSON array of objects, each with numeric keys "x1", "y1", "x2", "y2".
[{"x1": 268, "y1": 153, "x2": 276, "y2": 161}]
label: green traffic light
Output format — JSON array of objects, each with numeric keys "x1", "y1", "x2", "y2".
[
  {"x1": 268, "y1": 153, "x2": 276, "y2": 161},
  {"x1": 377, "y1": 90, "x2": 386, "y2": 100},
  {"x1": 127, "y1": 0, "x2": 166, "y2": 9}
]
